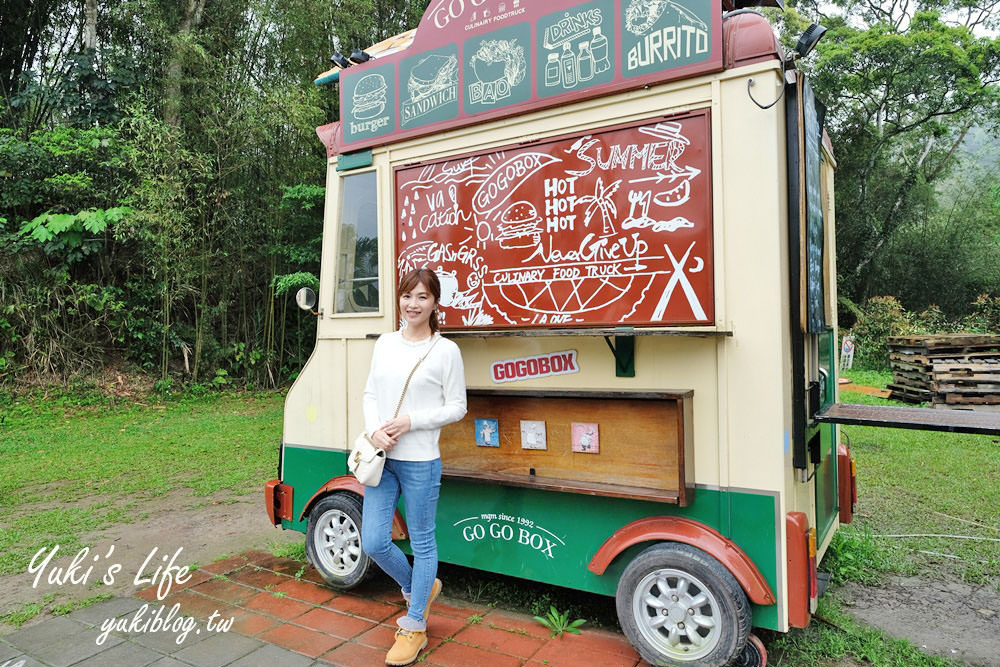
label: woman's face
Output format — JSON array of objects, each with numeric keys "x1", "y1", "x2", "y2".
[{"x1": 399, "y1": 281, "x2": 436, "y2": 329}]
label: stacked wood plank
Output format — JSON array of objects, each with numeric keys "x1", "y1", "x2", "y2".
[{"x1": 887, "y1": 335, "x2": 1000, "y2": 410}]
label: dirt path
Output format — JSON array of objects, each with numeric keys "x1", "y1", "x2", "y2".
[
  {"x1": 0, "y1": 490, "x2": 301, "y2": 623},
  {"x1": 840, "y1": 575, "x2": 1000, "y2": 666}
]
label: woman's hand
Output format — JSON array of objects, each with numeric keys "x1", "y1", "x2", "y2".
[
  {"x1": 371, "y1": 428, "x2": 397, "y2": 451},
  {"x1": 380, "y1": 415, "x2": 412, "y2": 441}
]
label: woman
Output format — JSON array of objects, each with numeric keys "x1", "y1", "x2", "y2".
[{"x1": 361, "y1": 267, "x2": 467, "y2": 666}]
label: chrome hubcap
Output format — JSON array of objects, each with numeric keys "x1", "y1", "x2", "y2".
[
  {"x1": 632, "y1": 568, "x2": 722, "y2": 661},
  {"x1": 314, "y1": 509, "x2": 362, "y2": 576}
]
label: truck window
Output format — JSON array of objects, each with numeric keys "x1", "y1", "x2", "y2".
[{"x1": 335, "y1": 170, "x2": 378, "y2": 313}]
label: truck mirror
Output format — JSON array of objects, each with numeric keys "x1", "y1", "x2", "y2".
[{"x1": 295, "y1": 287, "x2": 317, "y2": 311}]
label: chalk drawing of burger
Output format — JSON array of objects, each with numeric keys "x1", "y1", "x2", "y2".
[
  {"x1": 352, "y1": 73, "x2": 387, "y2": 119},
  {"x1": 496, "y1": 200, "x2": 542, "y2": 250}
]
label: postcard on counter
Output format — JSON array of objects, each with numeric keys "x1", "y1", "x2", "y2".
[
  {"x1": 475, "y1": 418, "x2": 500, "y2": 447},
  {"x1": 520, "y1": 420, "x2": 547, "y2": 450},
  {"x1": 571, "y1": 422, "x2": 599, "y2": 453}
]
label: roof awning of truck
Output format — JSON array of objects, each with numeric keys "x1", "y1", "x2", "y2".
[
  {"x1": 315, "y1": 29, "x2": 417, "y2": 86},
  {"x1": 815, "y1": 403, "x2": 1000, "y2": 437}
]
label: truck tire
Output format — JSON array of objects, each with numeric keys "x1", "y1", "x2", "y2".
[
  {"x1": 616, "y1": 542, "x2": 751, "y2": 666},
  {"x1": 305, "y1": 493, "x2": 372, "y2": 590},
  {"x1": 732, "y1": 633, "x2": 767, "y2": 666}
]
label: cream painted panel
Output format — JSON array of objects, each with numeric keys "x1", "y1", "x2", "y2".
[
  {"x1": 716, "y1": 69, "x2": 790, "y2": 492},
  {"x1": 344, "y1": 338, "x2": 378, "y2": 444},
  {"x1": 283, "y1": 339, "x2": 345, "y2": 451}
]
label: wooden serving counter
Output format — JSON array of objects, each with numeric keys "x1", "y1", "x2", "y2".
[{"x1": 439, "y1": 389, "x2": 694, "y2": 505}]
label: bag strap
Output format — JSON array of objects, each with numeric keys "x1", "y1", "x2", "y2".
[{"x1": 392, "y1": 334, "x2": 440, "y2": 419}]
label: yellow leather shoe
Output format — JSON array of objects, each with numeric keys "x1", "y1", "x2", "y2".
[
  {"x1": 425, "y1": 578, "x2": 442, "y2": 617},
  {"x1": 385, "y1": 628, "x2": 428, "y2": 666}
]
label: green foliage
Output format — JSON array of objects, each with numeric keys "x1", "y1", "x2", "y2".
[
  {"x1": 847, "y1": 296, "x2": 914, "y2": 369},
  {"x1": 273, "y1": 272, "x2": 320, "y2": 297},
  {"x1": 769, "y1": 595, "x2": 951, "y2": 666},
  {"x1": 272, "y1": 540, "x2": 307, "y2": 561},
  {"x1": 18, "y1": 207, "x2": 130, "y2": 264},
  {"x1": 533, "y1": 605, "x2": 586, "y2": 638},
  {"x1": 780, "y1": 4, "x2": 1000, "y2": 310},
  {"x1": 846, "y1": 294, "x2": 1000, "y2": 369},
  {"x1": 965, "y1": 294, "x2": 1000, "y2": 333},
  {"x1": 822, "y1": 527, "x2": 907, "y2": 586},
  {"x1": 0, "y1": 273, "x2": 129, "y2": 379}
]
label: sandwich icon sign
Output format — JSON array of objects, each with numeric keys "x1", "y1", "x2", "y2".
[{"x1": 401, "y1": 52, "x2": 458, "y2": 127}]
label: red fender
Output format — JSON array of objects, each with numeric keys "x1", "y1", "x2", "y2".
[
  {"x1": 837, "y1": 443, "x2": 857, "y2": 524},
  {"x1": 588, "y1": 516, "x2": 775, "y2": 606},
  {"x1": 299, "y1": 476, "x2": 408, "y2": 540},
  {"x1": 786, "y1": 512, "x2": 811, "y2": 628}
]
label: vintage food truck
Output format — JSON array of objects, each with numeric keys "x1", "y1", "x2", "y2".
[{"x1": 266, "y1": 1, "x2": 860, "y2": 664}]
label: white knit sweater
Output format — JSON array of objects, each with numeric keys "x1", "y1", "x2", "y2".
[{"x1": 362, "y1": 331, "x2": 467, "y2": 461}]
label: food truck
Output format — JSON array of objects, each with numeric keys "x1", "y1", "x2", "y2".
[{"x1": 265, "y1": 1, "x2": 859, "y2": 664}]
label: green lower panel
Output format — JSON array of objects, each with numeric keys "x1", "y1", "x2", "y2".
[
  {"x1": 280, "y1": 445, "x2": 349, "y2": 528},
  {"x1": 814, "y1": 422, "x2": 839, "y2": 546},
  {"x1": 276, "y1": 445, "x2": 780, "y2": 630}
]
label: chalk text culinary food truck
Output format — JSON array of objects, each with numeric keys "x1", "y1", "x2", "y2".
[{"x1": 267, "y1": 1, "x2": 854, "y2": 664}]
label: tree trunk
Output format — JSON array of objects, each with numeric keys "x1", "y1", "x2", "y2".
[
  {"x1": 83, "y1": 0, "x2": 97, "y2": 51},
  {"x1": 163, "y1": 0, "x2": 207, "y2": 128},
  {"x1": 160, "y1": 268, "x2": 171, "y2": 382},
  {"x1": 193, "y1": 247, "x2": 208, "y2": 381}
]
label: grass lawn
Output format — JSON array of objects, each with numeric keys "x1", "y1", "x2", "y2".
[
  {"x1": 0, "y1": 390, "x2": 283, "y2": 577},
  {"x1": 835, "y1": 387, "x2": 1000, "y2": 587},
  {"x1": 772, "y1": 375, "x2": 999, "y2": 665}
]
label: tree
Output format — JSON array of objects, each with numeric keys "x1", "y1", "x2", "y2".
[{"x1": 783, "y1": 2, "x2": 1000, "y2": 308}]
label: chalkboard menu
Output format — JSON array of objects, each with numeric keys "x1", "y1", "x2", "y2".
[
  {"x1": 337, "y1": 0, "x2": 723, "y2": 152},
  {"x1": 803, "y1": 79, "x2": 827, "y2": 333},
  {"x1": 394, "y1": 111, "x2": 714, "y2": 329}
]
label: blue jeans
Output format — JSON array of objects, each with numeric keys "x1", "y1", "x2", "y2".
[{"x1": 361, "y1": 457, "x2": 441, "y2": 630}]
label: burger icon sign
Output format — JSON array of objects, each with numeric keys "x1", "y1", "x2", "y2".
[{"x1": 352, "y1": 73, "x2": 387, "y2": 120}]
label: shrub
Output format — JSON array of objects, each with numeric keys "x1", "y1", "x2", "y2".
[
  {"x1": 964, "y1": 294, "x2": 1000, "y2": 333},
  {"x1": 850, "y1": 296, "x2": 914, "y2": 370}
]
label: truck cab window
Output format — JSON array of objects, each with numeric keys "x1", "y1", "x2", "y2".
[{"x1": 335, "y1": 171, "x2": 378, "y2": 313}]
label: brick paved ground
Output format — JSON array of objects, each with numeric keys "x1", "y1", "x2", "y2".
[{"x1": 0, "y1": 550, "x2": 649, "y2": 666}]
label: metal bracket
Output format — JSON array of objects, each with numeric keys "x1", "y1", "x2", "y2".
[{"x1": 604, "y1": 335, "x2": 635, "y2": 378}]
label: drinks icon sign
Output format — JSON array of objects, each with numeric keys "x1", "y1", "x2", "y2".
[{"x1": 543, "y1": 26, "x2": 611, "y2": 90}]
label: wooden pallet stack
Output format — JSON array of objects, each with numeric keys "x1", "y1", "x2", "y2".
[{"x1": 887, "y1": 334, "x2": 1000, "y2": 410}]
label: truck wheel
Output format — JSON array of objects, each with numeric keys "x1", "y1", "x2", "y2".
[
  {"x1": 732, "y1": 633, "x2": 767, "y2": 667},
  {"x1": 305, "y1": 493, "x2": 372, "y2": 590},
  {"x1": 616, "y1": 543, "x2": 751, "y2": 666}
]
